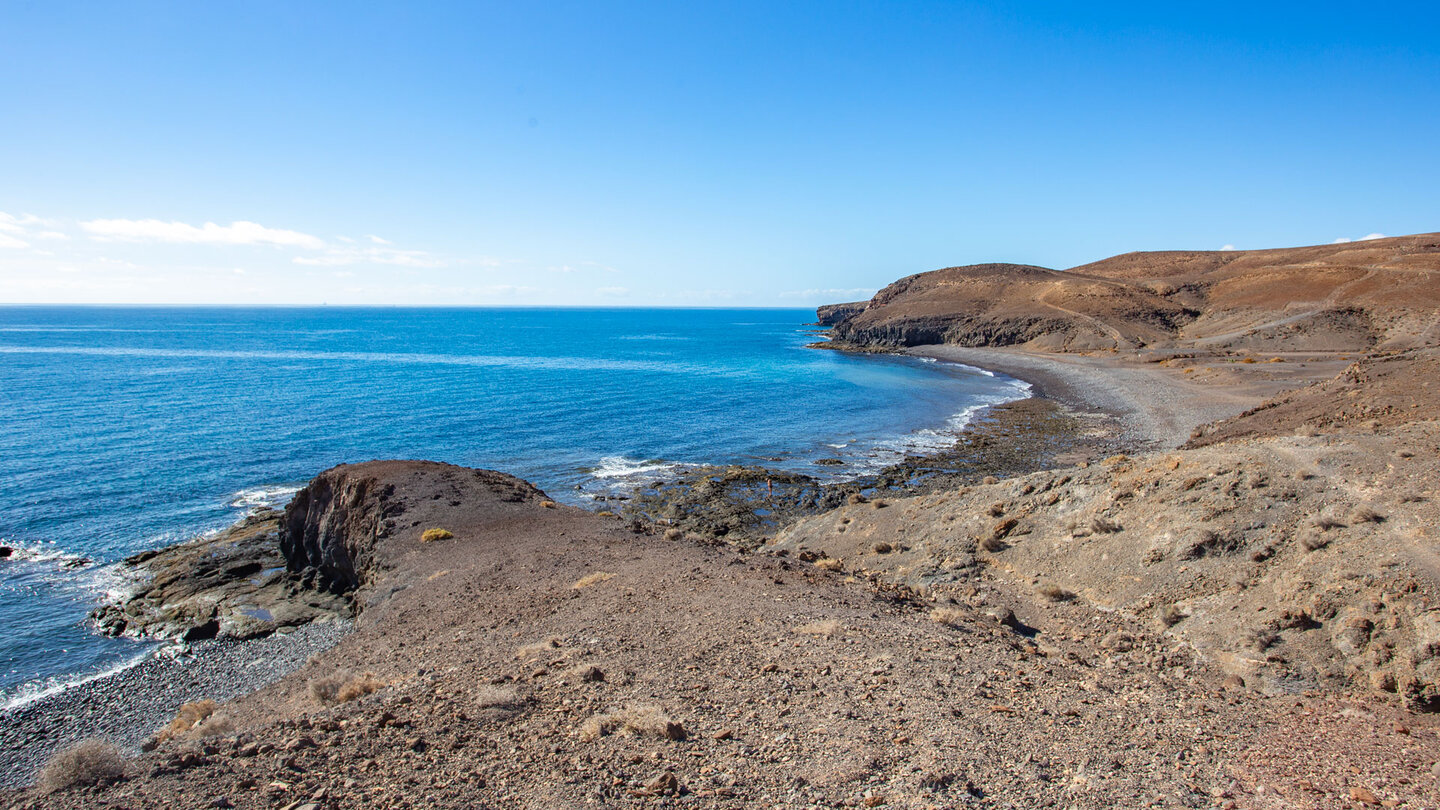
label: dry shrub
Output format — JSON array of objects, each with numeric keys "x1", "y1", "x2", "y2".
[
  {"x1": 420, "y1": 528, "x2": 453, "y2": 542},
  {"x1": 309, "y1": 674, "x2": 345, "y2": 705},
  {"x1": 1314, "y1": 515, "x2": 1346, "y2": 531},
  {"x1": 987, "y1": 502, "x2": 1005, "y2": 517},
  {"x1": 1240, "y1": 357, "x2": 1257, "y2": 364},
  {"x1": 1348, "y1": 505, "x2": 1385, "y2": 524},
  {"x1": 193, "y1": 712, "x2": 234, "y2": 738},
  {"x1": 595, "y1": 510, "x2": 616, "y2": 518},
  {"x1": 847, "y1": 492, "x2": 868, "y2": 505},
  {"x1": 152, "y1": 699, "x2": 217, "y2": 745},
  {"x1": 36, "y1": 739, "x2": 124, "y2": 794},
  {"x1": 579, "y1": 704, "x2": 685, "y2": 742},
  {"x1": 1090, "y1": 516, "x2": 1123, "y2": 534},
  {"x1": 1159, "y1": 604, "x2": 1187, "y2": 627},
  {"x1": 979, "y1": 534, "x2": 1007, "y2": 553},
  {"x1": 872, "y1": 542, "x2": 893, "y2": 554},
  {"x1": 474, "y1": 685, "x2": 520, "y2": 709},
  {"x1": 541, "y1": 500, "x2": 557, "y2": 509},
  {"x1": 982, "y1": 475, "x2": 999, "y2": 485},
  {"x1": 1300, "y1": 531, "x2": 1330, "y2": 552},
  {"x1": 929, "y1": 607, "x2": 966, "y2": 626},
  {"x1": 663, "y1": 528, "x2": 683, "y2": 540},
  {"x1": 516, "y1": 637, "x2": 561, "y2": 660},
  {"x1": 572, "y1": 571, "x2": 615, "y2": 589},
  {"x1": 872, "y1": 499, "x2": 889, "y2": 509},
  {"x1": 813, "y1": 557, "x2": 843, "y2": 572},
  {"x1": 310, "y1": 671, "x2": 384, "y2": 705},
  {"x1": 338, "y1": 672, "x2": 384, "y2": 702},
  {"x1": 794, "y1": 619, "x2": 841, "y2": 637},
  {"x1": 1038, "y1": 584, "x2": 1076, "y2": 602}
]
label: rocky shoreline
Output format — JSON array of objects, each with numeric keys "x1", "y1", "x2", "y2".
[{"x1": 0, "y1": 619, "x2": 350, "y2": 789}]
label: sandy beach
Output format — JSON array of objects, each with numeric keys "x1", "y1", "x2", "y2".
[{"x1": 906, "y1": 344, "x2": 1340, "y2": 449}]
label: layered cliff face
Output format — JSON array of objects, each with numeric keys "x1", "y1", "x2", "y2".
[
  {"x1": 823, "y1": 233, "x2": 1440, "y2": 353},
  {"x1": 815, "y1": 300, "x2": 867, "y2": 326},
  {"x1": 280, "y1": 467, "x2": 394, "y2": 594}
]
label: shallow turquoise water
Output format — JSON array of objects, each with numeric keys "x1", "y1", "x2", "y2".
[{"x1": 0, "y1": 306, "x2": 1026, "y2": 703}]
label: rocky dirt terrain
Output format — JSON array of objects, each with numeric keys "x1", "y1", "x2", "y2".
[
  {"x1": 6, "y1": 233, "x2": 1440, "y2": 809},
  {"x1": 9, "y1": 460, "x2": 1438, "y2": 810}
]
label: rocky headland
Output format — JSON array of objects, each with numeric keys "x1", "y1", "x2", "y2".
[{"x1": 5, "y1": 234, "x2": 1440, "y2": 809}]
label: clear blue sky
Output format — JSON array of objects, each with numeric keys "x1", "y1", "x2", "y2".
[{"x1": 1, "y1": 1, "x2": 1436, "y2": 305}]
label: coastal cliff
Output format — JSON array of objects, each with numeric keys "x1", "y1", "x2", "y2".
[{"x1": 823, "y1": 233, "x2": 1440, "y2": 353}]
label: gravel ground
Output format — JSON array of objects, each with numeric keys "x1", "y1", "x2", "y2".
[
  {"x1": 905, "y1": 344, "x2": 1265, "y2": 449},
  {"x1": 0, "y1": 618, "x2": 350, "y2": 788}
]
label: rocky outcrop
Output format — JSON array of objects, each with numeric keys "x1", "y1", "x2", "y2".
[
  {"x1": 91, "y1": 510, "x2": 348, "y2": 641},
  {"x1": 279, "y1": 460, "x2": 545, "y2": 595},
  {"x1": 815, "y1": 301, "x2": 867, "y2": 326},
  {"x1": 92, "y1": 461, "x2": 548, "y2": 642},
  {"x1": 279, "y1": 468, "x2": 396, "y2": 594}
]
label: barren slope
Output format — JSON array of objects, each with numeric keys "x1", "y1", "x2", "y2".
[
  {"x1": 13, "y1": 460, "x2": 1438, "y2": 809},
  {"x1": 827, "y1": 233, "x2": 1440, "y2": 354}
]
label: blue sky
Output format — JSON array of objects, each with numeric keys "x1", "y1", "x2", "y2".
[{"x1": 1, "y1": 1, "x2": 1436, "y2": 305}]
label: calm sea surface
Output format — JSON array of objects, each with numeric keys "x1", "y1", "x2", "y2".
[{"x1": 0, "y1": 306, "x2": 1026, "y2": 705}]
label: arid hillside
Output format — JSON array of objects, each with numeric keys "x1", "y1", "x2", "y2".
[{"x1": 828, "y1": 233, "x2": 1440, "y2": 353}]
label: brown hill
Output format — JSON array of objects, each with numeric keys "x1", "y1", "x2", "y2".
[
  {"x1": 828, "y1": 263, "x2": 1197, "y2": 351},
  {"x1": 827, "y1": 233, "x2": 1440, "y2": 353}
]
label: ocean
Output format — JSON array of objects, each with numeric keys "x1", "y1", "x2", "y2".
[{"x1": 0, "y1": 306, "x2": 1027, "y2": 707}]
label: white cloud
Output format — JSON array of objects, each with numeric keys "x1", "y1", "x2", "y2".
[
  {"x1": 34, "y1": 230, "x2": 68, "y2": 240},
  {"x1": 293, "y1": 245, "x2": 444, "y2": 268},
  {"x1": 80, "y1": 218, "x2": 326, "y2": 249},
  {"x1": 1220, "y1": 244, "x2": 1236, "y2": 251},
  {"x1": 1334, "y1": 233, "x2": 1387, "y2": 244},
  {"x1": 0, "y1": 233, "x2": 30, "y2": 249},
  {"x1": 777, "y1": 287, "x2": 877, "y2": 300},
  {"x1": 0, "y1": 212, "x2": 52, "y2": 234},
  {"x1": 367, "y1": 234, "x2": 393, "y2": 245}
]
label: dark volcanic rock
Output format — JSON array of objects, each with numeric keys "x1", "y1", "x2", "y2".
[
  {"x1": 280, "y1": 471, "x2": 396, "y2": 594},
  {"x1": 816, "y1": 300, "x2": 868, "y2": 326},
  {"x1": 91, "y1": 510, "x2": 349, "y2": 641}
]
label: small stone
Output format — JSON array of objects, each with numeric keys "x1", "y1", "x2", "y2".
[
  {"x1": 1350, "y1": 786, "x2": 1380, "y2": 805},
  {"x1": 712, "y1": 728, "x2": 734, "y2": 741},
  {"x1": 644, "y1": 773, "x2": 681, "y2": 796},
  {"x1": 1391, "y1": 721, "x2": 1409, "y2": 734},
  {"x1": 212, "y1": 799, "x2": 234, "y2": 809},
  {"x1": 1431, "y1": 761, "x2": 1440, "y2": 779},
  {"x1": 579, "y1": 665, "x2": 604, "y2": 683},
  {"x1": 863, "y1": 796, "x2": 887, "y2": 807},
  {"x1": 662, "y1": 721, "x2": 687, "y2": 741},
  {"x1": 407, "y1": 736, "x2": 427, "y2": 752},
  {"x1": 1222, "y1": 674, "x2": 1246, "y2": 690}
]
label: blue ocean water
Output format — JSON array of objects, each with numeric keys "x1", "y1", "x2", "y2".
[{"x1": 0, "y1": 306, "x2": 1026, "y2": 705}]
